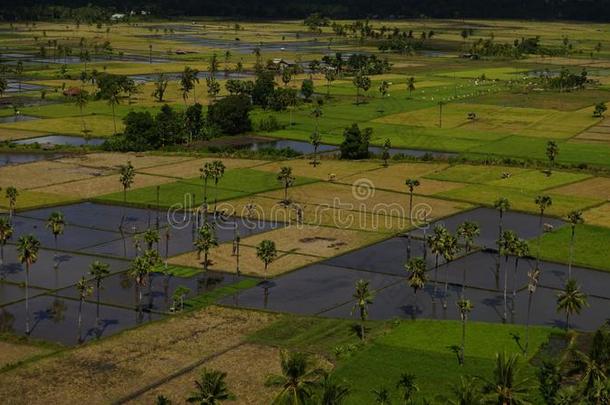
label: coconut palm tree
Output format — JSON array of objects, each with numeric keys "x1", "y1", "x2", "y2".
[
  {"x1": 493, "y1": 197, "x2": 511, "y2": 285},
  {"x1": 428, "y1": 225, "x2": 448, "y2": 303},
  {"x1": 266, "y1": 351, "x2": 321, "y2": 405},
  {"x1": 456, "y1": 299, "x2": 474, "y2": 365},
  {"x1": 571, "y1": 350, "x2": 607, "y2": 399},
  {"x1": 118, "y1": 161, "x2": 135, "y2": 232},
  {"x1": 256, "y1": 240, "x2": 277, "y2": 281},
  {"x1": 107, "y1": 86, "x2": 121, "y2": 135},
  {"x1": 396, "y1": 373, "x2": 419, "y2": 404},
  {"x1": 180, "y1": 66, "x2": 200, "y2": 105},
  {"x1": 566, "y1": 210, "x2": 584, "y2": 279},
  {"x1": 310, "y1": 101, "x2": 323, "y2": 167},
  {"x1": 194, "y1": 224, "x2": 218, "y2": 279},
  {"x1": 448, "y1": 377, "x2": 483, "y2": 405},
  {"x1": 534, "y1": 195, "x2": 552, "y2": 268},
  {"x1": 5, "y1": 186, "x2": 18, "y2": 222},
  {"x1": 405, "y1": 178, "x2": 420, "y2": 261},
  {"x1": 0, "y1": 217, "x2": 13, "y2": 266},
  {"x1": 498, "y1": 230, "x2": 517, "y2": 322},
  {"x1": 143, "y1": 227, "x2": 160, "y2": 252},
  {"x1": 511, "y1": 238, "x2": 529, "y2": 300},
  {"x1": 17, "y1": 234, "x2": 40, "y2": 335},
  {"x1": 456, "y1": 221, "x2": 480, "y2": 296},
  {"x1": 351, "y1": 279, "x2": 374, "y2": 341},
  {"x1": 211, "y1": 160, "x2": 226, "y2": 214},
  {"x1": 75, "y1": 276, "x2": 92, "y2": 343},
  {"x1": 187, "y1": 368, "x2": 233, "y2": 404},
  {"x1": 46, "y1": 211, "x2": 65, "y2": 267},
  {"x1": 442, "y1": 232, "x2": 458, "y2": 309},
  {"x1": 277, "y1": 166, "x2": 296, "y2": 204},
  {"x1": 557, "y1": 278, "x2": 588, "y2": 330},
  {"x1": 89, "y1": 260, "x2": 110, "y2": 326},
  {"x1": 406, "y1": 257, "x2": 427, "y2": 319},
  {"x1": 73, "y1": 88, "x2": 89, "y2": 135},
  {"x1": 315, "y1": 371, "x2": 351, "y2": 405},
  {"x1": 482, "y1": 352, "x2": 532, "y2": 405}
]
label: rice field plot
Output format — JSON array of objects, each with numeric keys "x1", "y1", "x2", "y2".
[
  {"x1": 0, "y1": 306, "x2": 277, "y2": 405},
  {"x1": 0, "y1": 115, "x2": 121, "y2": 137},
  {"x1": 582, "y1": 203, "x2": 610, "y2": 227},
  {"x1": 435, "y1": 67, "x2": 529, "y2": 80},
  {"x1": 57, "y1": 152, "x2": 193, "y2": 170},
  {"x1": 139, "y1": 157, "x2": 267, "y2": 178},
  {"x1": 485, "y1": 170, "x2": 592, "y2": 191},
  {"x1": 0, "y1": 341, "x2": 57, "y2": 371},
  {"x1": 0, "y1": 160, "x2": 112, "y2": 189},
  {"x1": 549, "y1": 176, "x2": 610, "y2": 200},
  {"x1": 437, "y1": 183, "x2": 602, "y2": 217},
  {"x1": 254, "y1": 158, "x2": 380, "y2": 181},
  {"x1": 96, "y1": 168, "x2": 319, "y2": 208},
  {"x1": 574, "y1": 116, "x2": 610, "y2": 144},
  {"x1": 529, "y1": 224, "x2": 610, "y2": 271},
  {"x1": 0, "y1": 128, "x2": 48, "y2": 142},
  {"x1": 425, "y1": 164, "x2": 531, "y2": 184}
]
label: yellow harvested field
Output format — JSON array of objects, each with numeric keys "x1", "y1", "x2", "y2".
[
  {"x1": 133, "y1": 344, "x2": 282, "y2": 405},
  {"x1": 171, "y1": 243, "x2": 319, "y2": 277},
  {"x1": 0, "y1": 342, "x2": 53, "y2": 370},
  {"x1": 255, "y1": 158, "x2": 380, "y2": 181},
  {"x1": 0, "y1": 161, "x2": 111, "y2": 189},
  {"x1": 240, "y1": 225, "x2": 388, "y2": 257},
  {"x1": 0, "y1": 306, "x2": 277, "y2": 405},
  {"x1": 583, "y1": 203, "x2": 610, "y2": 227},
  {"x1": 57, "y1": 152, "x2": 193, "y2": 170},
  {"x1": 549, "y1": 177, "x2": 610, "y2": 200},
  {"x1": 139, "y1": 158, "x2": 266, "y2": 178},
  {"x1": 35, "y1": 173, "x2": 176, "y2": 199},
  {"x1": 0, "y1": 128, "x2": 49, "y2": 142}
]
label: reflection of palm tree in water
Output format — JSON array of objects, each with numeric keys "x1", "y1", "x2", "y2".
[
  {"x1": 50, "y1": 299, "x2": 66, "y2": 323},
  {"x1": 0, "y1": 309, "x2": 15, "y2": 333}
]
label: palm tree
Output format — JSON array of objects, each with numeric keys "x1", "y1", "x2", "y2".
[
  {"x1": 546, "y1": 140, "x2": 559, "y2": 174},
  {"x1": 499, "y1": 230, "x2": 517, "y2": 322},
  {"x1": 5, "y1": 186, "x2": 18, "y2": 222},
  {"x1": 534, "y1": 195, "x2": 552, "y2": 268},
  {"x1": 0, "y1": 217, "x2": 13, "y2": 266},
  {"x1": 566, "y1": 210, "x2": 584, "y2": 279},
  {"x1": 428, "y1": 225, "x2": 448, "y2": 303},
  {"x1": 351, "y1": 279, "x2": 374, "y2": 341},
  {"x1": 119, "y1": 161, "x2": 135, "y2": 230},
  {"x1": 266, "y1": 351, "x2": 321, "y2": 405},
  {"x1": 556, "y1": 278, "x2": 588, "y2": 330},
  {"x1": 571, "y1": 350, "x2": 607, "y2": 399},
  {"x1": 211, "y1": 160, "x2": 226, "y2": 214},
  {"x1": 128, "y1": 255, "x2": 151, "y2": 315},
  {"x1": 17, "y1": 235, "x2": 40, "y2": 335},
  {"x1": 180, "y1": 66, "x2": 200, "y2": 105},
  {"x1": 143, "y1": 228, "x2": 160, "y2": 252},
  {"x1": 511, "y1": 238, "x2": 529, "y2": 300},
  {"x1": 493, "y1": 197, "x2": 511, "y2": 285},
  {"x1": 187, "y1": 368, "x2": 233, "y2": 404},
  {"x1": 256, "y1": 240, "x2": 277, "y2": 281},
  {"x1": 456, "y1": 299, "x2": 474, "y2": 365},
  {"x1": 73, "y1": 88, "x2": 89, "y2": 135},
  {"x1": 75, "y1": 276, "x2": 92, "y2": 343},
  {"x1": 405, "y1": 178, "x2": 420, "y2": 261},
  {"x1": 406, "y1": 77, "x2": 416, "y2": 98},
  {"x1": 482, "y1": 352, "x2": 532, "y2": 405},
  {"x1": 46, "y1": 211, "x2": 65, "y2": 267},
  {"x1": 316, "y1": 372, "x2": 350, "y2": 405},
  {"x1": 442, "y1": 232, "x2": 458, "y2": 309},
  {"x1": 396, "y1": 373, "x2": 419, "y2": 404},
  {"x1": 89, "y1": 260, "x2": 110, "y2": 326},
  {"x1": 406, "y1": 257, "x2": 426, "y2": 319},
  {"x1": 277, "y1": 166, "x2": 296, "y2": 204},
  {"x1": 200, "y1": 161, "x2": 215, "y2": 206},
  {"x1": 107, "y1": 86, "x2": 121, "y2": 135},
  {"x1": 310, "y1": 101, "x2": 323, "y2": 167},
  {"x1": 525, "y1": 267, "x2": 540, "y2": 355},
  {"x1": 194, "y1": 224, "x2": 218, "y2": 278},
  {"x1": 456, "y1": 221, "x2": 479, "y2": 296},
  {"x1": 448, "y1": 377, "x2": 482, "y2": 405},
  {"x1": 372, "y1": 387, "x2": 391, "y2": 405}
]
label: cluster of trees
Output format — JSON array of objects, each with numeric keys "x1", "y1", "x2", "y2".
[
  {"x1": 321, "y1": 53, "x2": 391, "y2": 76},
  {"x1": 541, "y1": 68, "x2": 592, "y2": 91}
]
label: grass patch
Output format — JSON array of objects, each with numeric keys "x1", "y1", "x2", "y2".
[
  {"x1": 184, "y1": 278, "x2": 259, "y2": 310},
  {"x1": 529, "y1": 224, "x2": 610, "y2": 271}
]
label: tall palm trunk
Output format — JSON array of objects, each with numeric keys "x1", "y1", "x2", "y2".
[
  {"x1": 496, "y1": 212, "x2": 503, "y2": 286},
  {"x1": 512, "y1": 257, "x2": 519, "y2": 299},
  {"x1": 96, "y1": 280, "x2": 101, "y2": 326},
  {"x1": 77, "y1": 299, "x2": 83, "y2": 342},
  {"x1": 360, "y1": 308, "x2": 365, "y2": 341},
  {"x1": 443, "y1": 260, "x2": 450, "y2": 309},
  {"x1": 525, "y1": 291, "x2": 533, "y2": 354},
  {"x1": 407, "y1": 192, "x2": 414, "y2": 261},
  {"x1": 460, "y1": 317, "x2": 466, "y2": 365},
  {"x1": 432, "y1": 255, "x2": 439, "y2": 303},
  {"x1": 503, "y1": 256, "x2": 509, "y2": 322},
  {"x1": 111, "y1": 103, "x2": 117, "y2": 135},
  {"x1": 568, "y1": 226, "x2": 575, "y2": 279},
  {"x1": 25, "y1": 263, "x2": 30, "y2": 335},
  {"x1": 214, "y1": 180, "x2": 219, "y2": 214}
]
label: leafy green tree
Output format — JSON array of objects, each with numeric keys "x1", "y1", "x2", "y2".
[
  {"x1": 556, "y1": 278, "x2": 588, "y2": 330},
  {"x1": 353, "y1": 73, "x2": 371, "y2": 104},
  {"x1": 256, "y1": 240, "x2": 277, "y2": 281},
  {"x1": 207, "y1": 95, "x2": 252, "y2": 135},
  {"x1": 184, "y1": 103, "x2": 204, "y2": 144},
  {"x1": 593, "y1": 102, "x2": 607, "y2": 118},
  {"x1": 89, "y1": 260, "x2": 110, "y2": 326},
  {"x1": 351, "y1": 279, "x2": 374, "y2": 341},
  {"x1": 152, "y1": 73, "x2": 169, "y2": 102},
  {"x1": 187, "y1": 368, "x2": 233, "y2": 404},
  {"x1": 180, "y1": 66, "x2": 200, "y2": 104},
  {"x1": 17, "y1": 235, "x2": 40, "y2": 335},
  {"x1": 301, "y1": 78, "x2": 314, "y2": 101},
  {"x1": 277, "y1": 166, "x2": 296, "y2": 204},
  {"x1": 340, "y1": 123, "x2": 371, "y2": 160}
]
